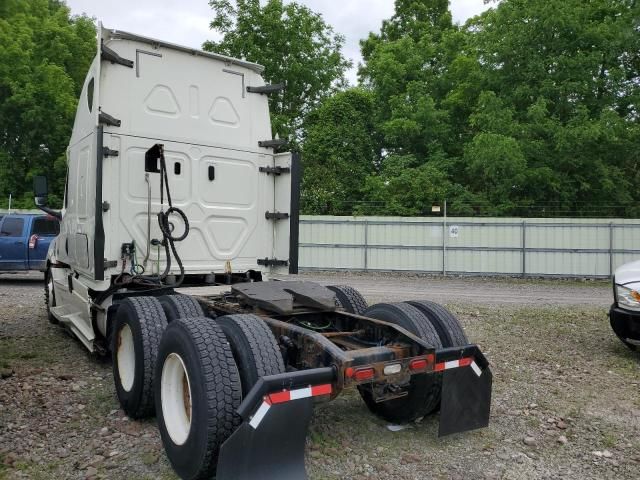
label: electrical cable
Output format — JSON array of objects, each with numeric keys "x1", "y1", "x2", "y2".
[
  {"x1": 156, "y1": 144, "x2": 189, "y2": 287},
  {"x1": 92, "y1": 144, "x2": 190, "y2": 307}
]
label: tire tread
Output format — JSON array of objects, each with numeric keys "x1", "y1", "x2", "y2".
[
  {"x1": 217, "y1": 314, "x2": 284, "y2": 391},
  {"x1": 407, "y1": 300, "x2": 468, "y2": 347},
  {"x1": 328, "y1": 285, "x2": 368, "y2": 315},
  {"x1": 159, "y1": 294, "x2": 204, "y2": 321},
  {"x1": 114, "y1": 296, "x2": 167, "y2": 418},
  {"x1": 44, "y1": 268, "x2": 58, "y2": 324},
  {"x1": 171, "y1": 316, "x2": 242, "y2": 479}
]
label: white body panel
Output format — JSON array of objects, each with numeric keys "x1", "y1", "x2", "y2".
[
  {"x1": 614, "y1": 259, "x2": 640, "y2": 287},
  {"x1": 48, "y1": 25, "x2": 294, "y2": 348}
]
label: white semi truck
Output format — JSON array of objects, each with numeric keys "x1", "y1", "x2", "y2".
[{"x1": 34, "y1": 25, "x2": 493, "y2": 480}]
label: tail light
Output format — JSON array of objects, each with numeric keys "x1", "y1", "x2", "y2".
[
  {"x1": 409, "y1": 354, "x2": 435, "y2": 372},
  {"x1": 28, "y1": 234, "x2": 38, "y2": 249},
  {"x1": 409, "y1": 358, "x2": 428, "y2": 371},
  {"x1": 354, "y1": 368, "x2": 375, "y2": 381}
]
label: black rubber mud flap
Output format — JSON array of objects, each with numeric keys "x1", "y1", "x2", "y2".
[
  {"x1": 216, "y1": 367, "x2": 334, "y2": 480},
  {"x1": 438, "y1": 348, "x2": 492, "y2": 437},
  {"x1": 216, "y1": 398, "x2": 313, "y2": 480}
]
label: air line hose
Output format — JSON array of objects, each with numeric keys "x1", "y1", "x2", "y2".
[{"x1": 156, "y1": 144, "x2": 189, "y2": 287}]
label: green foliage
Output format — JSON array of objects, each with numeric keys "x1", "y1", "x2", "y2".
[
  {"x1": 0, "y1": 0, "x2": 95, "y2": 209},
  {"x1": 204, "y1": 0, "x2": 351, "y2": 143},
  {"x1": 1, "y1": 0, "x2": 637, "y2": 218},
  {"x1": 464, "y1": 133, "x2": 527, "y2": 210},
  {"x1": 301, "y1": 88, "x2": 378, "y2": 214},
  {"x1": 350, "y1": 0, "x2": 640, "y2": 217},
  {"x1": 357, "y1": 157, "x2": 454, "y2": 216}
]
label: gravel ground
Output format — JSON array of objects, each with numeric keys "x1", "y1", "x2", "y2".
[
  {"x1": 0, "y1": 272, "x2": 638, "y2": 480},
  {"x1": 283, "y1": 271, "x2": 612, "y2": 307}
]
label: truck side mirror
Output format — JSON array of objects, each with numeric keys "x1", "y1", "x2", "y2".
[{"x1": 33, "y1": 176, "x2": 48, "y2": 207}]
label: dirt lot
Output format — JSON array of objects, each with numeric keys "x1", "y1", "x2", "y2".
[
  {"x1": 0, "y1": 272, "x2": 638, "y2": 480},
  {"x1": 282, "y1": 271, "x2": 613, "y2": 307}
]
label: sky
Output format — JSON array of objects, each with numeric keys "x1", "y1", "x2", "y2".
[{"x1": 65, "y1": 0, "x2": 493, "y2": 84}]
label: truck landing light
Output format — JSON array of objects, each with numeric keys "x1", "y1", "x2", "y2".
[{"x1": 383, "y1": 363, "x2": 402, "y2": 375}]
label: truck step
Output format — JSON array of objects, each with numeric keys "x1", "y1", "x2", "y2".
[{"x1": 54, "y1": 308, "x2": 96, "y2": 351}]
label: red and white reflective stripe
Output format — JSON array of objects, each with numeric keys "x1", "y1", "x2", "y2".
[
  {"x1": 249, "y1": 401, "x2": 271, "y2": 429},
  {"x1": 249, "y1": 384, "x2": 332, "y2": 430},
  {"x1": 434, "y1": 357, "x2": 483, "y2": 377},
  {"x1": 268, "y1": 384, "x2": 332, "y2": 404}
]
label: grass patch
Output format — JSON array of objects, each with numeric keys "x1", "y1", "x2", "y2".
[
  {"x1": 0, "y1": 336, "x2": 58, "y2": 366},
  {"x1": 309, "y1": 427, "x2": 334, "y2": 448},
  {"x1": 526, "y1": 417, "x2": 541, "y2": 428},
  {"x1": 0, "y1": 455, "x2": 8, "y2": 480},
  {"x1": 129, "y1": 472, "x2": 178, "y2": 480},
  {"x1": 83, "y1": 385, "x2": 117, "y2": 417},
  {"x1": 18, "y1": 352, "x2": 37, "y2": 360},
  {"x1": 601, "y1": 431, "x2": 617, "y2": 449},
  {"x1": 140, "y1": 452, "x2": 159, "y2": 466}
]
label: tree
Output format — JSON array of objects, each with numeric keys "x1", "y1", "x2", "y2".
[
  {"x1": 0, "y1": 0, "x2": 95, "y2": 208},
  {"x1": 463, "y1": 133, "x2": 527, "y2": 211},
  {"x1": 301, "y1": 88, "x2": 378, "y2": 214},
  {"x1": 470, "y1": 0, "x2": 640, "y2": 216},
  {"x1": 357, "y1": 156, "x2": 455, "y2": 216},
  {"x1": 355, "y1": 0, "x2": 640, "y2": 217},
  {"x1": 204, "y1": 0, "x2": 351, "y2": 143},
  {"x1": 359, "y1": 0, "x2": 458, "y2": 157}
]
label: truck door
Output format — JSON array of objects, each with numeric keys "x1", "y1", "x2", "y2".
[
  {"x1": 28, "y1": 216, "x2": 60, "y2": 270},
  {"x1": 0, "y1": 216, "x2": 27, "y2": 270}
]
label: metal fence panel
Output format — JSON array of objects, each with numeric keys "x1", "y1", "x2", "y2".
[{"x1": 299, "y1": 216, "x2": 640, "y2": 278}]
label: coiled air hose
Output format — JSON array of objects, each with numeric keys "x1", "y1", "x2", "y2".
[{"x1": 156, "y1": 144, "x2": 189, "y2": 287}]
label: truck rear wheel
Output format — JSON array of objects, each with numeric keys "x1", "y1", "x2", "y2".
[
  {"x1": 216, "y1": 314, "x2": 285, "y2": 394},
  {"x1": 112, "y1": 296, "x2": 167, "y2": 418},
  {"x1": 327, "y1": 285, "x2": 368, "y2": 315},
  {"x1": 44, "y1": 267, "x2": 58, "y2": 324},
  {"x1": 359, "y1": 302, "x2": 443, "y2": 423},
  {"x1": 155, "y1": 316, "x2": 242, "y2": 480},
  {"x1": 406, "y1": 300, "x2": 468, "y2": 347},
  {"x1": 159, "y1": 294, "x2": 204, "y2": 322}
]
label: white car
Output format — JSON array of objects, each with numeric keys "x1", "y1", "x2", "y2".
[{"x1": 610, "y1": 260, "x2": 640, "y2": 351}]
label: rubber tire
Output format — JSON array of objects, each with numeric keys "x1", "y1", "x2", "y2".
[
  {"x1": 359, "y1": 302, "x2": 443, "y2": 423},
  {"x1": 406, "y1": 300, "x2": 468, "y2": 347},
  {"x1": 155, "y1": 316, "x2": 242, "y2": 480},
  {"x1": 327, "y1": 285, "x2": 368, "y2": 315},
  {"x1": 216, "y1": 314, "x2": 285, "y2": 395},
  {"x1": 44, "y1": 267, "x2": 58, "y2": 324},
  {"x1": 112, "y1": 296, "x2": 168, "y2": 419},
  {"x1": 159, "y1": 294, "x2": 204, "y2": 322}
]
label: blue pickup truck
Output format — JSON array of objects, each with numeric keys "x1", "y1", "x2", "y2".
[{"x1": 0, "y1": 214, "x2": 60, "y2": 272}]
